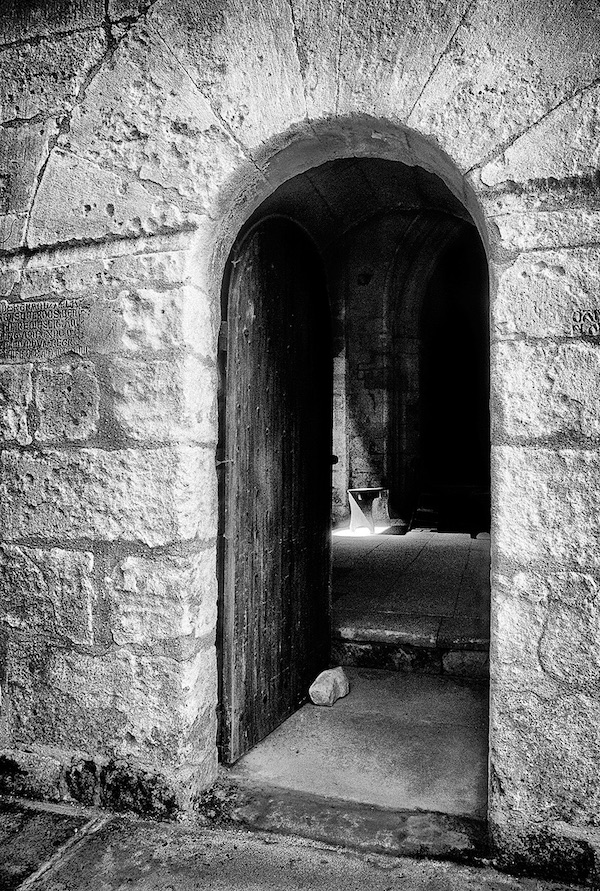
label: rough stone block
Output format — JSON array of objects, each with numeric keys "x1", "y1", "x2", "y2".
[
  {"x1": 490, "y1": 687, "x2": 600, "y2": 831},
  {"x1": 62, "y1": 21, "x2": 245, "y2": 214},
  {"x1": 0, "y1": 545, "x2": 96, "y2": 647},
  {"x1": 18, "y1": 242, "x2": 190, "y2": 302},
  {"x1": 0, "y1": 120, "x2": 55, "y2": 254},
  {"x1": 35, "y1": 360, "x2": 100, "y2": 442},
  {"x1": 537, "y1": 572, "x2": 600, "y2": 691},
  {"x1": 108, "y1": 0, "x2": 149, "y2": 18},
  {"x1": 407, "y1": 0, "x2": 600, "y2": 171},
  {"x1": 147, "y1": 0, "x2": 305, "y2": 154},
  {"x1": 0, "y1": 29, "x2": 106, "y2": 123},
  {"x1": 479, "y1": 82, "x2": 600, "y2": 187},
  {"x1": 490, "y1": 208, "x2": 600, "y2": 253},
  {"x1": 0, "y1": 1, "x2": 104, "y2": 44},
  {"x1": 491, "y1": 573, "x2": 550, "y2": 689},
  {"x1": 493, "y1": 247, "x2": 600, "y2": 339},
  {"x1": 493, "y1": 445, "x2": 600, "y2": 570},
  {"x1": 27, "y1": 149, "x2": 195, "y2": 249},
  {"x1": 336, "y1": 0, "x2": 472, "y2": 124},
  {"x1": 494, "y1": 341, "x2": 600, "y2": 440},
  {"x1": 0, "y1": 363, "x2": 32, "y2": 445},
  {"x1": 0, "y1": 445, "x2": 216, "y2": 546},
  {"x1": 106, "y1": 550, "x2": 217, "y2": 646},
  {"x1": 442, "y1": 651, "x2": 489, "y2": 678},
  {"x1": 15, "y1": 245, "x2": 216, "y2": 358},
  {"x1": 107, "y1": 355, "x2": 216, "y2": 443},
  {"x1": 2, "y1": 631, "x2": 217, "y2": 771}
]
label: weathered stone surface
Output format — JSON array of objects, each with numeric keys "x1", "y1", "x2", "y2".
[
  {"x1": 309, "y1": 667, "x2": 349, "y2": 706},
  {"x1": 0, "y1": 445, "x2": 216, "y2": 546},
  {"x1": 27, "y1": 149, "x2": 195, "y2": 249},
  {"x1": 489, "y1": 208, "x2": 600, "y2": 253},
  {"x1": 492, "y1": 571, "x2": 551, "y2": 689},
  {"x1": 12, "y1": 243, "x2": 215, "y2": 357},
  {"x1": 479, "y1": 81, "x2": 600, "y2": 187},
  {"x1": 538, "y1": 572, "x2": 600, "y2": 691},
  {"x1": 493, "y1": 341, "x2": 600, "y2": 440},
  {"x1": 114, "y1": 283, "x2": 214, "y2": 357},
  {"x1": 108, "y1": 0, "x2": 151, "y2": 18},
  {"x1": 61, "y1": 22, "x2": 245, "y2": 214},
  {"x1": 408, "y1": 0, "x2": 600, "y2": 171},
  {"x1": 493, "y1": 445, "x2": 600, "y2": 569},
  {"x1": 336, "y1": 0, "x2": 472, "y2": 124},
  {"x1": 0, "y1": 363, "x2": 32, "y2": 445},
  {"x1": 148, "y1": 0, "x2": 305, "y2": 153},
  {"x1": 491, "y1": 688, "x2": 600, "y2": 829},
  {"x1": 0, "y1": 747, "x2": 64, "y2": 800},
  {"x1": 106, "y1": 550, "x2": 217, "y2": 646},
  {"x1": 16, "y1": 240, "x2": 190, "y2": 301},
  {"x1": 0, "y1": 545, "x2": 96, "y2": 647},
  {"x1": 285, "y1": 0, "x2": 340, "y2": 119},
  {"x1": 0, "y1": 1, "x2": 104, "y2": 45},
  {"x1": 0, "y1": 120, "x2": 55, "y2": 254},
  {"x1": 3, "y1": 630, "x2": 217, "y2": 770},
  {"x1": 493, "y1": 248, "x2": 600, "y2": 339},
  {"x1": 442, "y1": 651, "x2": 489, "y2": 678},
  {"x1": 35, "y1": 360, "x2": 100, "y2": 442},
  {"x1": 0, "y1": 29, "x2": 106, "y2": 123},
  {"x1": 107, "y1": 355, "x2": 216, "y2": 443}
]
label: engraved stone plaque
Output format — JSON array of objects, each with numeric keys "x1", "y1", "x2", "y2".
[{"x1": 0, "y1": 299, "x2": 92, "y2": 361}]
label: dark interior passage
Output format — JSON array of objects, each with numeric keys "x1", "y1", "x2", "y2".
[{"x1": 417, "y1": 228, "x2": 490, "y2": 532}]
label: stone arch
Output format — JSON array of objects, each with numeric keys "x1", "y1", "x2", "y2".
[{"x1": 204, "y1": 115, "x2": 491, "y2": 306}]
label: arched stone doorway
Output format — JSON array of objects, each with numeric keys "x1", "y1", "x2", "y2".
[{"x1": 218, "y1": 153, "x2": 490, "y2": 787}]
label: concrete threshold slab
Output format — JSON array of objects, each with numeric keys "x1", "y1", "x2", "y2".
[{"x1": 211, "y1": 777, "x2": 489, "y2": 866}]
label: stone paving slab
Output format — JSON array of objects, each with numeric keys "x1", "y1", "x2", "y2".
[
  {"x1": 227, "y1": 669, "x2": 488, "y2": 819},
  {"x1": 19, "y1": 809, "x2": 584, "y2": 891},
  {"x1": 0, "y1": 799, "x2": 90, "y2": 890},
  {"x1": 332, "y1": 531, "x2": 491, "y2": 670}
]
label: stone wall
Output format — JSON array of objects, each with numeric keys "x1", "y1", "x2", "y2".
[{"x1": 0, "y1": 0, "x2": 599, "y2": 880}]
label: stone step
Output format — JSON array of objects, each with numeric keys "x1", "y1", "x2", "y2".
[
  {"x1": 209, "y1": 778, "x2": 489, "y2": 866},
  {"x1": 332, "y1": 613, "x2": 489, "y2": 677}
]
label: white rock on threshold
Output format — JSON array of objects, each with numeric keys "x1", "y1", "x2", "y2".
[{"x1": 309, "y1": 667, "x2": 350, "y2": 707}]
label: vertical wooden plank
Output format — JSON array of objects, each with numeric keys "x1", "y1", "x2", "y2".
[{"x1": 220, "y1": 218, "x2": 332, "y2": 763}]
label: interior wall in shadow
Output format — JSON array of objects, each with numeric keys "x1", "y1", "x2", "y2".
[{"x1": 418, "y1": 228, "x2": 490, "y2": 532}]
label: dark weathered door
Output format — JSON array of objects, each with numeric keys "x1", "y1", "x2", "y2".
[{"x1": 219, "y1": 217, "x2": 332, "y2": 764}]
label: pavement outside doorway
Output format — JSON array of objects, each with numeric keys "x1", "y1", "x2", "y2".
[{"x1": 0, "y1": 798, "x2": 586, "y2": 891}]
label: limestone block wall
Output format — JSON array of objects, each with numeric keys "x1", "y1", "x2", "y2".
[{"x1": 0, "y1": 0, "x2": 598, "y2": 880}]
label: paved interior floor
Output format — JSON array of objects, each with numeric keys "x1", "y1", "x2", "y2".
[
  {"x1": 226, "y1": 528, "x2": 491, "y2": 857},
  {"x1": 332, "y1": 529, "x2": 490, "y2": 655},
  {"x1": 229, "y1": 667, "x2": 488, "y2": 820}
]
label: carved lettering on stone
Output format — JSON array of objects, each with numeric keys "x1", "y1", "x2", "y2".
[
  {"x1": 571, "y1": 309, "x2": 600, "y2": 337},
  {"x1": 0, "y1": 299, "x2": 92, "y2": 361}
]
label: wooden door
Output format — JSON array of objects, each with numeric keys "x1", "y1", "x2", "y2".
[{"x1": 219, "y1": 217, "x2": 332, "y2": 764}]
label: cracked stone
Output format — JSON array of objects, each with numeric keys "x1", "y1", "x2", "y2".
[{"x1": 62, "y1": 20, "x2": 246, "y2": 214}]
